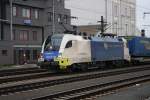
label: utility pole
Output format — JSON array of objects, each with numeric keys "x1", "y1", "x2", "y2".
[
  {"x1": 0, "y1": 0, "x2": 12, "y2": 40},
  {"x1": 98, "y1": 16, "x2": 107, "y2": 34},
  {"x1": 52, "y1": 0, "x2": 55, "y2": 34},
  {"x1": 105, "y1": 0, "x2": 107, "y2": 22},
  {"x1": 10, "y1": 0, "x2": 13, "y2": 40}
]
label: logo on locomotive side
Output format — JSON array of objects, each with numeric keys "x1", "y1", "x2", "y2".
[{"x1": 104, "y1": 43, "x2": 108, "y2": 49}]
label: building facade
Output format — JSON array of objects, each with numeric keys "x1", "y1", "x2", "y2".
[
  {"x1": 0, "y1": 0, "x2": 71, "y2": 65},
  {"x1": 68, "y1": 0, "x2": 136, "y2": 36},
  {"x1": 109, "y1": 0, "x2": 136, "y2": 36}
]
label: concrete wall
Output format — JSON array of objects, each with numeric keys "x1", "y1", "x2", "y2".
[
  {"x1": 6, "y1": 5, "x2": 44, "y2": 27},
  {"x1": 44, "y1": 0, "x2": 71, "y2": 37},
  {"x1": 13, "y1": 0, "x2": 46, "y2": 8},
  {"x1": 3, "y1": 24, "x2": 43, "y2": 45},
  {"x1": 0, "y1": 2, "x2": 1, "y2": 40},
  {"x1": 0, "y1": 41, "x2": 14, "y2": 65}
]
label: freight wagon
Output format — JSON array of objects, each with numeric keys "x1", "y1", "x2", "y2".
[{"x1": 127, "y1": 36, "x2": 150, "y2": 62}]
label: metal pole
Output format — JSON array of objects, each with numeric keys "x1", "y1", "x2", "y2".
[
  {"x1": 10, "y1": 0, "x2": 13, "y2": 40},
  {"x1": 52, "y1": 0, "x2": 55, "y2": 34},
  {"x1": 105, "y1": 0, "x2": 107, "y2": 22},
  {"x1": 101, "y1": 16, "x2": 105, "y2": 34},
  {"x1": 120, "y1": 0, "x2": 122, "y2": 36}
]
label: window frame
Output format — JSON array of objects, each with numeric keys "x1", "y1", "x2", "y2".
[
  {"x1": 34, "y1": 9, "x2": 39, "y2": 19},
  {"x1": 65, "y1": 41, "x2": 72, "y2": 48},
  {"x1": 64, "y1": 15, "x2": 68, "y2": 24},
  {"x1": 57, "y1": 0, "x2": 62, "y2": 3},
  {"x1": 13, "y1": 29, "x2": 16, "y2": 40},
  {"x1": 32, "y1": 31, "x2": 37, "y2": 41},
  {"x1": 48, "y1": 12, "x2": 53, "y2": 22},
  {"x1": 22, "y1": 8, "x2": 31, "y2": 18},
  {"x1": 58, "y1": 14, "x2": 62, "y2": 23},
  {"x1": 33, "y1": 50, "x2": 38, "y2": 60},
  {"x1": 13, "y1": 6, "x2": 17, "y2": 16},
  {"x1": 2, "y1": 50, "x2": 8, "y2": 56},
  {"x1": 19, "y1": 30, "x2": 29, "y2": 41}
]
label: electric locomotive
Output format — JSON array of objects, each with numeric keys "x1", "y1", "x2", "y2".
[
  {"x1": 38, "y1": 33, "x2": 130, "y2": 71},
  {"x1": 126, "y1": 36, "x2": 150, "y2": 63}
]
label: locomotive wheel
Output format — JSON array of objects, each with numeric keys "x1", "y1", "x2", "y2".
[
  {"x1": 67, "y1": 66, "x2": 73, "y2": 72},
  {"x1": 40, "y1": 65, "x2": 48, "y2": 69},
  {"x1": 81, "y1": 66, "x2": 88, "y2": 71}
]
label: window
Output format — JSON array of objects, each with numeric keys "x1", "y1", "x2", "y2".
[
  {"x1": 131, "y1": 8, "x2": 135, "y2": 20},
  {"x1": 114, "y1": 5, "x2": 118, "y2": 17},
  {"x1": 2, "y1": 50, "x2": 8, "y2": 56},
  {"x1": 57, "y1": 0, "x2": 61, "y2": 3},
  {"x1": 19, "y1": 30, "x2": 29, "y2": 41},
  {"x1": 58, "y1": 14, "x2": 61, "y2": 23},
  {"x1": 25, "y1": 50, "x2": 30, "y2": 61},
  {"x1": 65, "y1": 41, "x2": 72, "y2": 48},
  {"x1": 33, "y1": 50, "x2": 38, "y2": 60},
  {"x1": 125, "y1": 8, "x2": 127, "y2": 16},
  {"x1": 22, "y1": 8, "x2": 30, "y2": 18},
  {"x1": 125, "y1": 24, "x2": 128, "y2": 36},
  {"x1": 33, "y1": 31, "x2": 37, "y2": 41},
  {"x1": 13, "y1": 29, "x2": 16, "y2": 40},
  {"x1": 64, "y1": 15, "x2": 68, "y2": 24},
  {"x1": 114, "y1": 23, "x2": 117, "y2": 34},
  {"x1": 34, "y1": 9, "x2": 39, "y2": 19},
  {"x1": 13, "y1": 6, "x2": 17, "y2": 16},
  {"x1": 48, "y1": 12, "x2": 53, "y2": 22}
]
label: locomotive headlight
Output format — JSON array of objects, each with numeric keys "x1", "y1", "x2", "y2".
[{"x1": 50, "y1": 46, "x2": 52, "y2": 49}]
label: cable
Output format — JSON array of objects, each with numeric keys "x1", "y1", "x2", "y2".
[{"x1": 66, "y1": 5, "x2": 106, "y2": 15}]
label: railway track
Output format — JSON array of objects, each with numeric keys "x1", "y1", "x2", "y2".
[
  {"x1": 31, "y1": 73, "x2": 150, "y2": 100},
  {"x1": 0, "y1": 66, "x2": 57, "y2": 84},
  {"x1": 0, "y1": 71, "x2": 55, "y2": 84},
  {"x1": 0, "y1": 67, "x2": 46, "y2": 77},
  {"x1": 0, "y1": 65, "x2": 150, "y2": 96}
]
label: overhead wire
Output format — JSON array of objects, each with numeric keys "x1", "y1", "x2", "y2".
[
  {"x1": 65, "y1": 0, "x2": 150, "y2": 29},
  {"x1": 66, "y1": 0, "x2": 150, "y2": 15}
]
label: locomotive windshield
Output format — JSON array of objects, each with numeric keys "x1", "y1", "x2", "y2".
[{"x1": 44, "y1": 34, "x2": 63, "y2": 51}]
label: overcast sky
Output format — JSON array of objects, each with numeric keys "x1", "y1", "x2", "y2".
[
  {"x1": 65, "y1": 0, "x2": 150, "y2": 36},
  {"x1": 65, "y1": 0, "x2": 106, "y2": 25},
  {"x1": 137, "y1": 0, "x2": 150, "y2": 33}
]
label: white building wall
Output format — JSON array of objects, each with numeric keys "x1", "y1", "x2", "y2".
[
  {"x1": 109, "y1": 0, "x2": 136, "y2": 36},
  {"x1": 65, "y1": 0, "x2": 136, "y2": 36}
]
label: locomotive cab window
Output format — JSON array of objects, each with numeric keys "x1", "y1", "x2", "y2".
[
  {"x1": 118, "y1": 38, "x2": 123, "y2": 42},
  {"x1": 65, "y1": 41, "x2": 72, "y2": 48}
]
